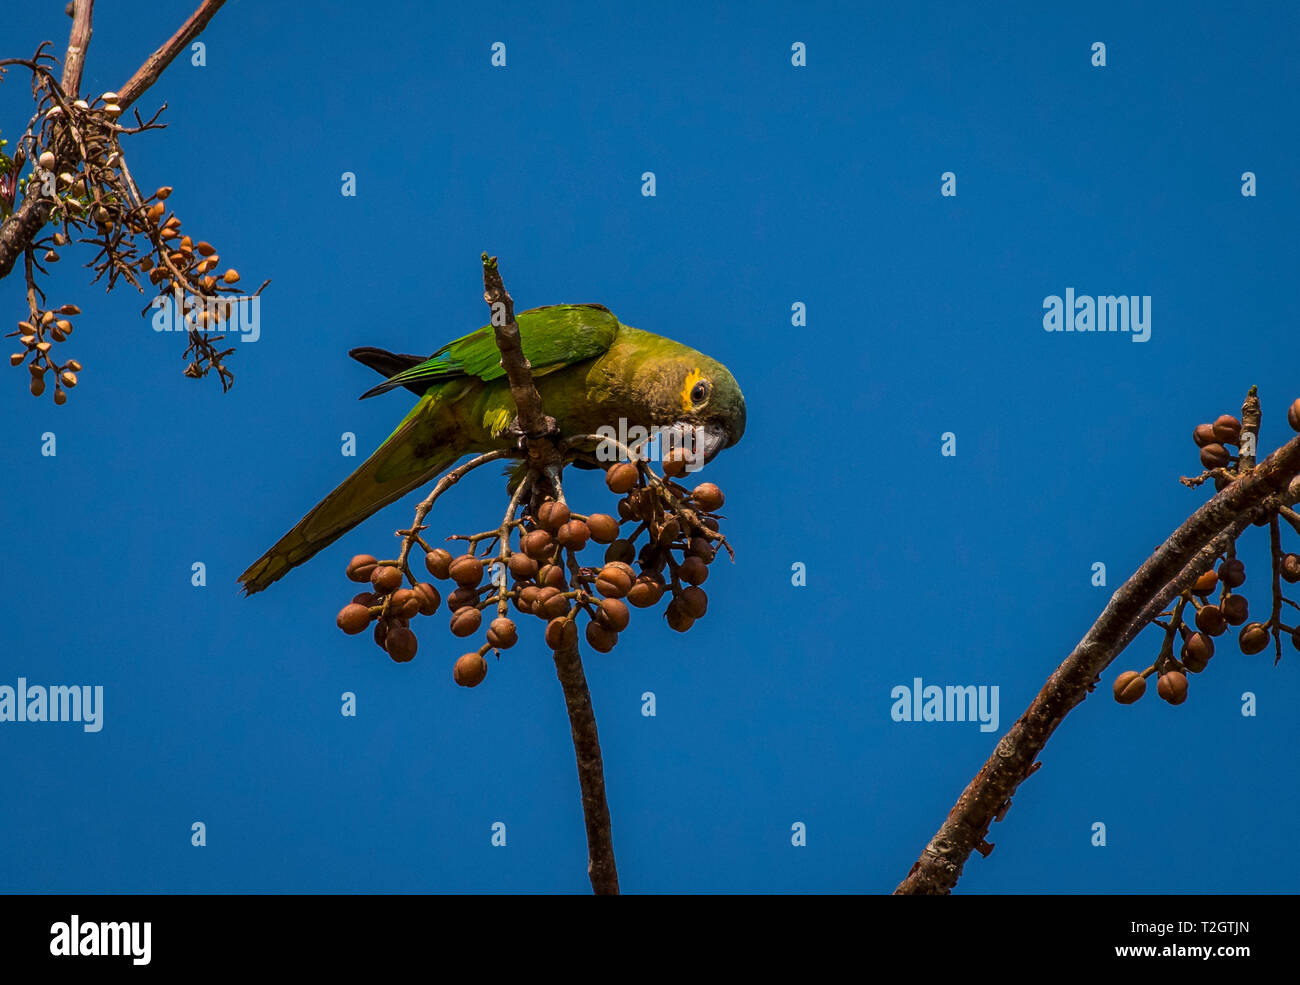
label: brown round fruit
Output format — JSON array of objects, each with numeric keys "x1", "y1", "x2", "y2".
[
  {"x1": 1199, "y1": 443, "x2": 1230, "y2": 469},
  {"x1": 597, "y1": 598, "x2": 631, "y2": 632},
  {"x1": 1283, "y1": 554, "x2": 1300, "y2": 584},
  {"x1": 370, "y1": 565, "x2": 403, "y2": 594},
  {"x1": 605, "y1": 462, "x2": 639, "y2": 494},
  {"x1": 351, "y1": 591, "x2": 378, "y2": 607},
  {"x1": 389, "y1": 588, "x2": 420, "y2": 619},
  {"x1": 346, "y1": 554, "x2": 379, "y2": 583},
  {"x1": 336, "y1": 603, "x2": 371, "y2": 635},
  {"x1": 413, "y1": 582, "x2": 441, "y2": 615},
  {"x1": 627, "y1": 573, "x2": 666, "y2": 608},
  {"x1": 585, "y1": 621, "x2": 618, "y2": 653},
  {"x1": 1112, "y1": 671, "x2": 1146, "y2": 704},
  {"x1": 1192, "y1": 569, "x2": 1218, "y2": 596},
  {"x1": 1212, "y1": 414, "x2": 1242, "y2": 444},
  {"x1": 1195, "y1": 605, "x2": 1227, "y2": 636},
  {"x1": 537, "y1": 500, "x2": 571, "y2": 532},
  {"x1": 664, "y1": 599, "x2": 695, "y2": 632},
  {"x1": 678, "y1": 556, "x2": 710, "y2": 586},
  {"x1": 679, "y1": 585, "x2": 709, "y2": 618},
  {"x1": 596, "y1": 564, "x2": 634, "y2": 598},
  {"x1": 662, "y1": 448, "x2": 690, "y2": 478},
  {"x1": 1156, "y1": 671, "x2": 1188, "y2": 705},
  {"x1": 604, "y1": 539, "x2": 636, "y2": 565},
  {"x1": 449, "y1": 554, "x2": 484, "y2": 587},
  {"x1": 453, "y1": 652, "x2": 488, "y2": 687},
  {"x1": 1288, "y1": 398, "x2": 1300, "y2": 434},
  {"x1": 545, "y1": 616, "x2": 578, "y2": 649},
  {"x1": 1219, "y1": 558, "x2": 1246, "y2": 588},
  {"x1": 523, "y1": 529, "x2": 554, "y2": 561},
  {"x1": 447, "y1": 586, "x2": 479, "y2": 611},
  {"x1": 586, "y1": 513, "x2": 620, "y2": 544},
  {"x1": 691, "y1": 482, "x2": 725, "y2": 511},
  {"x1": 1192, "y1": 423, "x2": 1217, "y2": 447},
  {"x1": 508, "y1": 553, "x2": 539, "y2": 580},
  {"x1": 537, "y1": 564, "x2": 567, "y2": 589},
  {"x1": 1239, "y1": 622, "x2": 1271, "y2": 655},
  {"x1": 486, "y1": 617, "x2": 518, "y2": 649},
  {"x1": 424, "y1": 548, "x2": 453, "y2": 580},
  {"x1": 1181, "y1": 631, "x2": 1214, "y2": 672},
  {"x1": 556, "y1": 520, "x2": 591, "y2": 550},
  {"x1": 450, "y1": 607, "x2": 482, "y2": 638},
  {"x1": 385, "y1": 627, "x2": 418, "y2": 663},
  {"x1": 1221, "y1": 594, "x2": 1248, "y2": 625}
]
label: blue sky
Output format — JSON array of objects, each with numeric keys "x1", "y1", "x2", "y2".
[{"x1": 1, "y1": 1, "x2": 1297, "y2": 893}]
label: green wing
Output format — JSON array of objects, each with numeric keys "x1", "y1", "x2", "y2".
[{"x1": 360, "y1": 303, "x2": 619, "y2": 399}]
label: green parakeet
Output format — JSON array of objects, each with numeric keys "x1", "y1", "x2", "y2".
[{"x1": 239, "y1": 303, "x2": 745, "y2": 595}]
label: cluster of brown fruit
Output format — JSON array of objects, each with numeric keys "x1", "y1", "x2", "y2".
[
  {"x1": 334, "y1": 453, "x2": 729, "y2": 688},
  {"x1": 7, "y1": 304, "x2": 81, "y2": 403},
  {"x1": 1192, "y1": 412, "x2": 1244, "y2": 473}
]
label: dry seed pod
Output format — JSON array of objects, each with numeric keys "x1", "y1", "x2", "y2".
[
  {"x1": 556, "y1": 520, "x2": 590, "y2": 550},
  {"x1": 662, "y1": 448, "x2": 690, "y2": 478},
  {"x1": 347, "y1": 554, "x2": 379, "y2": 583},
  {"x1": 1212, "y1": 414, "x2": 1241, "y2": 444},
  {"x1": 1112, "y1": 671, "x2": 1146, "y2": 704},
  {"x1": 449, "y1": 554, "x2": 484, "y2": 587},
  {"x1": 1282, "y1": 554, "x2": 1300, "y2": 584},
  {"x1": 389, "y1": 588, "x2": 420, "y2": 619},
  {"x1": 508, "y1": 553, "x2": 539, "y2": 580},
  {"x1": 450, "y1": 606, "x2": 482, "y2": 637},
  {"x1": 1199, "y1": 443, "x2": 1230, "y2": 469},
  {"x1": 1219, "y1": 558, "x2": 1246, "y2": 588},
  {"x1": 627, "y1": 573, "x2": 665, "y2": 608},
  {"x1": 425, "y1": 548, "x2": 453, "y2": 579},
  {"x1": 385, "y1": 627, "x2": 418, "y2": 663},
  {"x1": 605, "y1": 462, "x2": 638, "y2": 494},
  {"x1": 678, "y1": 556, "x2": 710, "y2": 586},
  {"x1": 537, "y1": 564, "x2": 567, "y2": 589},
  {"x1": 1239, "y1": 622, "x2": 1271, "y2": 655},
  {"x1": 1221, "y1": 594, "x2": 1248, "y2": 626},
  {"x1": 447, "y1": 586, "x2": 479, "y2": 612},
  {"x1": 546, "y1": 616, "x2": 578, "y2": 649},
  {"x1": 679, "y1": 585, "x2": 708, "y2": 619},
  {"x1": 1195, "y1": 604, "x2": 1227, "y2": 637},
  {"x1": 664, "y1": 599, "x2": 695, "y2": 632},
  {"x1": 537, "y1": 500, "x2": 570, "y2": 532},
  {"x1": 486, "y1": 617, "x2": 518, "y2": 649},
  {"x1": 585, "y1": 621, "x2": 618, "y2": 653},
  {"x1": 412, "y1": 582, "x2": 441, "y2": 615},
  {"x1": 691, "y1": 482, "x2": 724, "y2": 511},
  {"x1": 595, "y1": 564, "x2": 633, "y2": 598},
  {"x1": 454, "y1": 652, "x2": 487, "y2": 687},
  {"x1": 604, "y1": 539, "x2": 636, "y2": 565},
  {"x1": 370, "y1": 565, "x2": 403, "y2": 594},
  {"x1": 1157, "y1": 671, "x2": 1188, "y2": 705},
  {"x1": 523, "y1": 529, "x2": 554, "y2": 560},
  {"x1": 586, "y1": 513, "x2": 619, "y2": 544},
  {"x1": 337, "y1": 603, "x2": 371, "y2": 635},
  {"x1": 597, "y1": 598, "x2": 631, "y2": 632}
]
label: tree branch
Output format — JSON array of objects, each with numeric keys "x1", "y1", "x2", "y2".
[
  {"x1": 895, "y1": 417, "x2": 1300, "y2": 894},
  {"x1": 479, "y1": 253, "x2": 620, "y2": 895},
  {"x1": 115, "y1": 0, "x2": 226, "y2": 111},
  {"x1": 59, "y1": 0, "x2": 94, "y2": 98}
]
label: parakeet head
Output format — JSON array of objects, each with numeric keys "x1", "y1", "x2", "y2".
[{"x1": 619, "y1": 338, "x2": 746, "y2": 467}]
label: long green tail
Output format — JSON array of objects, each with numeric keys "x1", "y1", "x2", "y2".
[{"x1": 239, "y1": 397, "x2": 457, "y2": 595}]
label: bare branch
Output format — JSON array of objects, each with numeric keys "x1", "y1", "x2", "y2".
[
  {"x1": 115, "y1": 0, "x2": 226, "y2": 111},
  {"x1": 895, "y1": 403, "x2": 1300, "y2": 894},
  {"x1": 60, "y1": 0, "x2": 94, "y2": 98}
]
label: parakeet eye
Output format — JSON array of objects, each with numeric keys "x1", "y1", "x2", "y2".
[{"x1": 690, "y1": 379, "x2": 711, "y2": 405}]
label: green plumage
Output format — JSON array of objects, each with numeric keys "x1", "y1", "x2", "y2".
[{"x1": 239, "y1": 304, "x2": 745, "y2": 595}]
